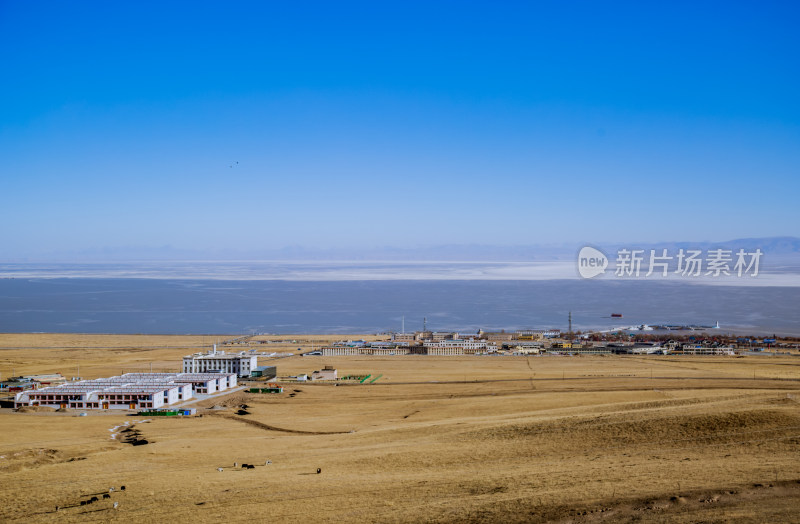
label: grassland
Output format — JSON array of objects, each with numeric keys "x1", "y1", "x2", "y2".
[{"x1": 1, "y1": 333, "x2": 799, "y2": 523}]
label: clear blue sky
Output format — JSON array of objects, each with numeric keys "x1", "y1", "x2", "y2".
[{"x1": 2, "y1": 1, "x2": 798, "y2": 259}]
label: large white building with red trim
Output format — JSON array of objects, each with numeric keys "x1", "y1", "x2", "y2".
[{"x1": 14, "y1": 372, "x2": 237, "y2": 410}]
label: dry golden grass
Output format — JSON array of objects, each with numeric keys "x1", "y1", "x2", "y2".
[{"x1": 1, "y1": 333, "x2": 800, "y2": 523}]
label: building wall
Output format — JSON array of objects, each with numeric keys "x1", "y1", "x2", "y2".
[
  {"x1": 151, "y1": 393, "x2": 166, "y2": 409},
  {"x1": 367, "y1": 347, "x2": 411, "y2": 355},
  {"x1": 166, "y1": 388, "x2": 177, "y2": 405},
  {"x1": 311, "y1": 369, "x2": 338, "y2": 380},
  {"x1": 426, "y1": 346, "x2": 465, "y2": 356},
  {"x1": 424, "y1": 339, "x2": 492, "y2": 352},
  {"x1": 21, "y1": 390, "x2": 171, "y2": 410},
  {"x1": 321, "y1": 346, "x2": 360, "y2": 356},
  {"x1": 485, "y1": 333, "x2": 515, "y2": 342}
]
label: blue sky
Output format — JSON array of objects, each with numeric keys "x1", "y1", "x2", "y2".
[{"x1": 1, "y1": 1, "x2": 799, "y2": 259}]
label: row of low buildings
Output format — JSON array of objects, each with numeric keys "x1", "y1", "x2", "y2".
[
  {"x1": 320, "y1": 338, "x2": 499, "y2": 356},
  {"x1": 424, "y1": 339, "x2": 496, "y2": 355},
  {"x1": 391, "y1": 329, "x2": 562, "y2": 343},
  {"x1": 317, "y1": 330, "x2": 565, "y2": 357},
  {"x1": 317, "y1": 339, "x2": 739, "y2": 357},
  {"x1": 14, "y1": 372, "x2": 237, "y2": 410},
  {"x1": 314, "y1": 329, "x2": 568, "y2": 357}
]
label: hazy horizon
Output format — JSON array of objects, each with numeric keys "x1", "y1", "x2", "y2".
[{"x1": 3, "y1": 236, "x2": 799, "y2": 265}]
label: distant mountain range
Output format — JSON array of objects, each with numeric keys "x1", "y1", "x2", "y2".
[
  {"x1": 714, "y1": 237, "x2": 800, "y2": 254},
  {"x1": 601, "y1": 237, "x2": 800, "y2": 257},
  {"x1": 12, "y1": 236, "x2": 800, "y2": 263}
]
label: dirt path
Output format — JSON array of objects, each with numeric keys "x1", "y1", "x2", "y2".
[{"x1": 206, "y1": 411, "x2": 351, "y2": 435}]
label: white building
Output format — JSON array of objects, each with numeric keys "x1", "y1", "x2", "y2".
[
  {"x1": 14, "y1": 372, "x2": 237, "y2": 410},
  {"x1": 361, "y1": 346, "x2": 411, "y2": 355},
  {"x1": 517, "y1": 329, "x2": 561, "y2": 339},
  {"x1": 182, "y1": 346, "x2": 257, "y2": 377},
  {"x1": 320, "y1": 346, "x2": 361, "y2": 356},
  {"x1": 424, "y1": 338, "x2": 495, "y2": 355}
]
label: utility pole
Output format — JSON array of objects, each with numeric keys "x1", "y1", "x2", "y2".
[{"x1": 568, "y1": 311, "x2": 573, "y2": 341}]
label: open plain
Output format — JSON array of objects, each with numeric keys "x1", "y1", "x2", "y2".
[{"x1": 1, "y1": 333, "x2": 800, "y2": 523}]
